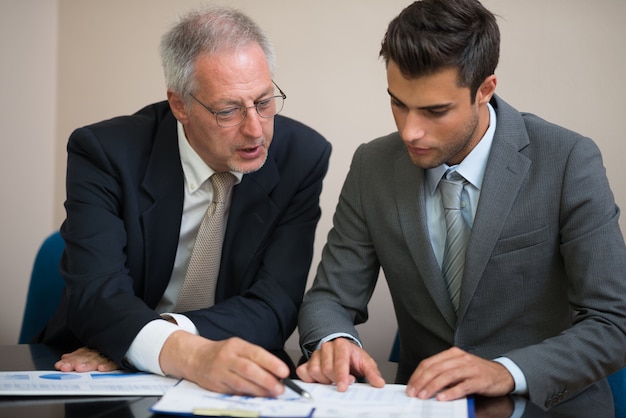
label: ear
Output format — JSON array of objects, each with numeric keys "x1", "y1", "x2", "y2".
[
  {"x1": 476, "y1": 74, "x2": 497, "y2": 105},
  {"x1": 167, "y1": 90, "x2": 189, "y2": 124}
]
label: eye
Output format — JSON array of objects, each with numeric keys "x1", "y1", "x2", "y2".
[
  {"x1": 390, "y1": 98, "x2": 407, "y2": 110},
  {"x1": 427, "y1": 108, "x2": 449, "y2": 117},
  {"x1": 256, "y1": 98, "x2": 273, "y2": 110},
  {"x1": 216, "y1": 108, "x2": 240, "y2": 120}
]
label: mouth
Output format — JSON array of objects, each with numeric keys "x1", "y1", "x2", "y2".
[
  {"x1": 237, "y1": 142, "x2": 266, "y2": 159},
  {"x1": 406, "y1": 144, "x2": 431, "y2": 156}
]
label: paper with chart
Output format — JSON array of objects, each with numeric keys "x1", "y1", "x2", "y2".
[
  {"x1": 0, "y1": 370, "x2": 179, "y2": 396},
  {"x1": 151, "y1": 379, "x2": 469, "y2": 418}
]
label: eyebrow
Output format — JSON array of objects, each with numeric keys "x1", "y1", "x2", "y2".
[
  {"x1": 212, "y1": 85, "x2": 276, "y2": 108},
  {"x1": 387, "y1": 88, "x2": 453, "y2": 111}
]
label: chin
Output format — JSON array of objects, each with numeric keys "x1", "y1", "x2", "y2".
[{"x1": 230, "y1": 154, "x2": 268, "y2": 174}]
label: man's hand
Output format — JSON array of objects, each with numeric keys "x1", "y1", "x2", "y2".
[
  {"x1": 406, "y1": 347, "x2": 514, "y2": 401},
  {"x1": 296, "y1": 337, "x2": 385, "y2": 392},
  {"x1": 160, "y1": 331, "x2": 290, "y2": 398},
  {"x1": 55, "y1": 347, "x2": 119, "y2": 372}
]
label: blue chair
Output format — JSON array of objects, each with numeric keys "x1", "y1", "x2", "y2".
[
  {"x1": 608, "y1": 368, "x2": 626, "y2": 418},
  {"x1": 389, "y1": 331, "x2": 400, "y2": 363},
  {"x1": 18, "y1": 231, "x2": 65, "y2": 344}
]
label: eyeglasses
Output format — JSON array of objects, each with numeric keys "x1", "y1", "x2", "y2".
[{"x1": 190, "y1": 81, "x2": 286, "y2": 128}]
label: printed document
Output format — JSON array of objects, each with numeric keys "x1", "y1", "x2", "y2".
[
  {"x1": 151, "y1": 379, "x2": 470, "y2": 418},
  {"x1": 0, "y1": 370, "x2": 179, "y2": 396}
]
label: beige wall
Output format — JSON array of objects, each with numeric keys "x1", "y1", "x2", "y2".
[
  {"x1": 2, "y1": 1, "x2": 625, "y2": 366},
  {"x1": 0, "y1": 1, "x2": 57, "y2": 343}
]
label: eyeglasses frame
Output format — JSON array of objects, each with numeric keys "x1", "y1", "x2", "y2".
[{"x1": 189, "y1": 80, "x2": 286, "y2": 128}]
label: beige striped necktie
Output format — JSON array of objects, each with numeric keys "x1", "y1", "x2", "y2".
[
  {"x1": 174, "y1": 172, "x2": 236, "y2": 312},
  {"x1": 440, "y1": 170, "x2": 470, "y2": 312}
]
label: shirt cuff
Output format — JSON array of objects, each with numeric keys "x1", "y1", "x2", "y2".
[
  {"x1": 320, "y1": 332, "x2": 362, "y2": 348},
  {"x1": 494, "y1": 357, "x2": 528, "y2": 395},
  {"x1": 125, "y1": 318, "x2": 184, "y2": 375},
  {"x1": 162, "y1": 313, "x2": 199, "y2": 334},
  {"x1": 316, "y1": 333, "x2": 362, "y2": 353}
]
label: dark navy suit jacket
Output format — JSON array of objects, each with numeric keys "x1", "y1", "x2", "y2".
[{"x1": 40, "y1": 101, "x2": 331, "y2": 370}]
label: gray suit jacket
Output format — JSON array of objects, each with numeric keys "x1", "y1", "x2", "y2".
[{"x1": 299, "y1": 95, "x2": 626, "y2": 410}]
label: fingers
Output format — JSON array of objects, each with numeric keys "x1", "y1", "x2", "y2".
[
  {"x1": 227, "y1": 339, "x2": 290, "y2": 396},
  {"x1": 296, "y1": 338, "x2": 385, "y2": 391},
  {"x1": 406, "y1": 347, "x2": 514, "y2": 400},
  {"x1": 296, "y1": 339, "x2": 356, "y2": 389},
  {"x1": 55, "y1": 347, "x2": 118, "y2": 372},
  {"x1": 320, "y1": 338, "x2": 355, "y2": 391},
  {"x1": 160, "y1": 332, "x2": 289, "y2": 398}
]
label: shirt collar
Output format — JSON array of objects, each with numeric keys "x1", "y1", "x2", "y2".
[
  {"x1": 177, "y1": 121, "x2": 243, "y2": 193},
  {"x1": 426, "y1": 102, "x2": 497, "y2": 195}
]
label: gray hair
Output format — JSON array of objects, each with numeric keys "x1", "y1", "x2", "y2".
[{"x1": 160, "y1": 6, "x2": 276, "y2": 97}]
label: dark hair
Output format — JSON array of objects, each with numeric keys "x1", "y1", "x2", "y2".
[{"x1": 380, "y1": 0, "x2": 499, "y2": 101}]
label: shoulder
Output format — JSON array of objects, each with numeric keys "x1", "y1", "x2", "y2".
[
  {"x1": 75, "y1": 101, "x2": 173, "y2": 139},
  {"x1": 273, "y1": 115, "x2": 330, "y2": 148},
  {"x1": 68, "y1": 101, "x2": 176, "y2": 152},
  {"x1": 353, "y1": 131, "x2": 405, "y2": 165},
  {"x1": 492, "y1": 95, "x2": 598, "y2": 155},
  {"x1": 270, "y1": 115, "x2": 332, "y2": 164}
]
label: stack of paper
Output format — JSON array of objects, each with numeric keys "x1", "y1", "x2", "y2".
[
  {"x1": 0, "y1": 371, "x2": 471, "y2": 417},
  {"x1": 151, "y1": 380, "x2": 470, "y2": 418}
]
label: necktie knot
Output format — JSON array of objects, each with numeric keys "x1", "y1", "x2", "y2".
[
  {"x1": 211, "y1": 172, "x2": 236, "y2": 204},
  {"x1": 439, "y1": 171, "x2": 467, "y2": 211}
]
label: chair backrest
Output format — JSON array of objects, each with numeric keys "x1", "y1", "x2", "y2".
[
  {"x1": 608, "y1": 368, "x2": 626, "y2": 418},
  {"x1": 18, "y1": 231, "x2": 65, "y2": 344},
  {"x1": 389, "y1": 331, "x2": 400, "y2": 363}
]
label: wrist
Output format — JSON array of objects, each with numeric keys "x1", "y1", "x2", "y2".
[{"x1": 160, "y1": 330, "x2": 204, "y2": 379}]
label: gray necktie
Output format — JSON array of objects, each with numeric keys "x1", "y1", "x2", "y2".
[
  {"x1": 175, "y1": 172, "x2": 236, "y2": 312},
  {"x1": 439, "y1": 171, "x2": 470, "y2": 312}
]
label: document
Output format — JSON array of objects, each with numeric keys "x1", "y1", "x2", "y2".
[
  {"x1": 151, "y1": 380, "x2": 471, "y2": 418},
  {"x1": 0, "y1": 370, "x2": 179, "y2": 396}
]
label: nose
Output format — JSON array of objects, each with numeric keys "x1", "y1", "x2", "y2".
[
  {"x1": 400, "y1": 111, "x2": 426, "y2": 142},
  {"x1": 240, "y1": 107, "x2": 264, "y2": 137}
]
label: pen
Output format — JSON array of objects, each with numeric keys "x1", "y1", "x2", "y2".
[{"x1": 281, "y1": 378, "x2": 313, "y2": 400}]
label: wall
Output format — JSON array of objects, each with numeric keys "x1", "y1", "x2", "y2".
[
  {"x1": 0, "y1": 0, "x2": 57, "y2": 344},
  {"x1": 2, "y1": 1, "x2": 625, "y2": 366}
]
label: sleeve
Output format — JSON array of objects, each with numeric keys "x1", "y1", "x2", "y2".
[
  {"x1": 298, "y1": 143, "x2": 382, "y2": 353},
  {"x1": 60, "y1": 126, "x2": 163, "y2": 363},
  {"x1": 505, "y1": 135, "x2": 626, "y2": 408}
]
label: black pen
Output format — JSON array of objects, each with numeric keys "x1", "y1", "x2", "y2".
[{"x1": 281, "y1": 378, "x2": 313, "y2": 400}]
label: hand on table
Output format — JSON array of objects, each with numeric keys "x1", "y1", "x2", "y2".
[
  {"x1": 55, "y1": 346, "x2": 119, "y2": 372},
  {"x1": 295, "y1": 337, "x2": 385, "y2": 392},
  {"x1": 406, "y1": 347, "x2": 514, "y2": 401},
  {"x1": 160, "y1": 331, "x2": 290, "y2": 398}
]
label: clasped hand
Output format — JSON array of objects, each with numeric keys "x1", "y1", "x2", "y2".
[{"x1": 296, "y1": 340, "x2": 514, "y2": 401}]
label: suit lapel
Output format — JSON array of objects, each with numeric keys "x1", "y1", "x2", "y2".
[
  {"x1": 394, "y1": 151, "x2": 458, "y2": 327},
  {"x1": 140, "y1": 110, "x2": 184, "y2": 307},
  {"x1": 216, "y1": 153, "x2": 280, "y2": 299},
  {"x1": 457, "y1": 97, "x2": 531, "y2": 318}
]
